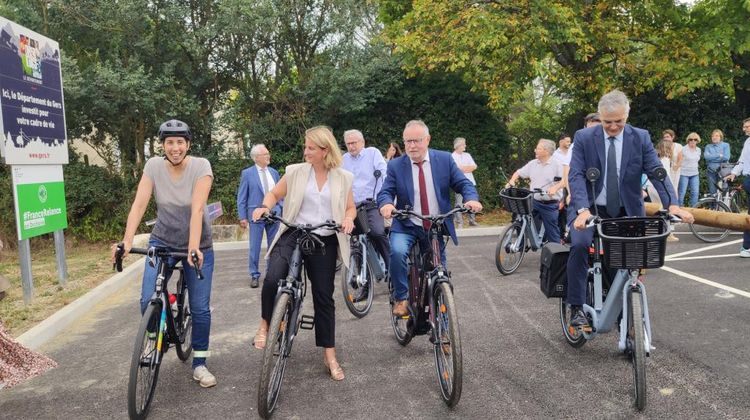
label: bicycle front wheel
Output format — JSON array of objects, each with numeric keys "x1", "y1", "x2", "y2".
[
  {"x1": 628, "y1": 289, "x2": 647, "y2": 411},
  {"x1": 433, "y1": 282, "x2": 462, "y2": 407},
  {"x1": 175, "y1": 279, "x2": 193, "y2": 361},
  {"x1": 341, "y1": 248, "x2": 374, "y2": 318},
  {"x1": 127, "y1": 302, "x2": 163, "y2": 420},
  {"x1": 257, "y1": 293, "x2": 293, "y2": 419},
  {"x1": 689, "y1": 199, "x2": 731, "y2": 242},
  {"x1": 495, "y1": 223, "x2": 526, "y2": 275}
]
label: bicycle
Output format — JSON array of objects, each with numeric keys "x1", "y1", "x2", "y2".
[
  {"x1": 255, "y1": 213, "x2": 340, "y2": 419},
  {"x1": 556, "y1": 167, "x2": 678, "y2": 411},
  {"x1": 340, "y1": 198, "x2": 388, "y2": 318},
  {"x1": 689, "y1": 177, "x2": 744, "y2": 242},
  {"x1": 389, "y1": 206, "x2": 473, "y2": 407},
  {"x1": 114, "y1": 244, "x2": 203, "y2": 420},
  {"x1": 495, "y1": 185, "x2": 559, "y2": 275}
]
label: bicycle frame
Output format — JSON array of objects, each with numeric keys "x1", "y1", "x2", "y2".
[
  {"x1": 351, "y1": 233, "x2": 387, "y2": 287},
  {"x1": 146, "y1": 256, "x2": 183, "y2": 364},
  {"x1": 507, "y1": 213, "x2": 545, "y2": 252},
  {"x1": 275, "y1": 243, "x2": 306, "y2": 355},
  {"x1": 581, "y1": 240, "x2": 654, "y2": 354}
]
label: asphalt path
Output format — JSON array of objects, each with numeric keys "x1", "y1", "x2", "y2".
[{"x1": 1, "y1": 229, "x2": 749, "y2": 419}]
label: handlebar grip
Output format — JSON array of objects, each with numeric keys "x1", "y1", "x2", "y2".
[
  {"x1": 190, "y1": 251, "x2": 204, "y2": 280},
  {"x1": 114, "y1": 243, "x2": 124, "y2": 272}
]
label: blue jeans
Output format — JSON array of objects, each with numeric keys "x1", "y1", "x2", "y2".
[
  {"x1": 706, "y1": 169, "x2": 720, "y2": 195},
  {"x1": 533, "y1": 200, "x2": 561, "y2": 244},
  {"x1": 744, "y1": 177, "x2": 750, "y2": 249},
  {"x1": 248, "y1": 220, "x2": 279, "y2": 278},
  {"x1": 140, "y1": 239, "x2": 214, "y2": 368},
  {"x1": 389, "y1": 227, "x2": 446, "y2": 301},
  {"x1": 678, "y1": 174, "x2": 700, "y2": 207}
]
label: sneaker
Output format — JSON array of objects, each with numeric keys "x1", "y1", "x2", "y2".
[
  {"x1": 193, "y1": 365, "x2": 217, "y2": 388},
  {"x1": 352, "y1": 284, "x2": 369, "y2": 303},
  {"x1": 568, "y1": 307, "x2": 591, "y2": 333},
  {"x1": 667, "y1": 233, "x2": 679, "y2": 242},
  {"x1": 740, "y1": 248, "x2": 750, "y2": 258}
]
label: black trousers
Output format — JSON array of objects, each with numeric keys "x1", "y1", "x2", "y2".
[{"x1": 261, "y1": 230, "x2": 339, "y2": 348}]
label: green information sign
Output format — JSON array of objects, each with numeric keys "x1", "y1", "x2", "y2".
[{"x1": 11, "y1": 165, "x2": 67, "y2": 240}]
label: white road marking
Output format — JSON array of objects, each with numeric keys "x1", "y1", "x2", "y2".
[
  {"x1": 665, "y1": 254, "x2": 739, "y2": 262},
  {"x1": 665, "y1": 239, "x2": 743, "y2": 259},
  {"x1": 660, "y1": 265, "x2": 750, "y2": 299}
]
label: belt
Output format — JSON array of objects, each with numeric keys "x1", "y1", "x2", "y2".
[{"x1": 535, "y1": 199, "x2": 559, "y2": 205}]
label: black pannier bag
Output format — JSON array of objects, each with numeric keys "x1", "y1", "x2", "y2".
[{"x1": 540, "y1": 242, "x2": 570, "y2": 298}]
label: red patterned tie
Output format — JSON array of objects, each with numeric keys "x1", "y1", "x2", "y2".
[{"x1": 414, "y1": 161, "x2": 431, "y2": 230}]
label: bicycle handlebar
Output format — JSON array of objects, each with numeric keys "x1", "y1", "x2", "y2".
[
  {"x1": 114, "y1": 243, "x2": 204, "y2": 280},
  {"x1": 259, "y1": 212, "x2": 341, "y2": 233},
  {"x1": 392, "y1": 206, "x2": 474, "y2": 224},
  {"x1": 584, "y1": 210, "x2": 681, "y2": 229}
]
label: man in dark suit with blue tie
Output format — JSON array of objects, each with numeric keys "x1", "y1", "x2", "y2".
[
  {"x1": 237, "y1": 144, "x2": 282, "y2": 288},
  {"x1": 378, "y1": 120, "x2": 483, "y2": 316},
  {"x1": 566, "y1": 90, "x2": 694, "y2": 329}
]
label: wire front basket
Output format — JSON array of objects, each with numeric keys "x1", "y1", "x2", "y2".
[
  {"x1": 597, "y1": 217, "x2": 669, "y2": 269},
  {"x1": 499, "y1": 187, "x2": 533, "y2": 215}
]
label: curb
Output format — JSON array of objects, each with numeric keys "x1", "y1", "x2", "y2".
[{"x1": 17, "y1": 226, "x2": 504, "y2": 350}]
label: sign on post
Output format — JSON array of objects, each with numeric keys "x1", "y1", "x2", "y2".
[{"x1": 11, "y1": 164, "x2": 67, "y2": 240}]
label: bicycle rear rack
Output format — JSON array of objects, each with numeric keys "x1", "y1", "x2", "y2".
[{"x1": 299, "y1": 315, "x2": 315, "y2": 330}]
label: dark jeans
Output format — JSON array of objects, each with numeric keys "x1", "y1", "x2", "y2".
[
  {"x1": 533, "y1": 200, "x2": 561, "y2": 243},
  {"x1": 566, "y1": 205, "x2": 625, "y2": 306},
  {"x1": 706, "y1": 169, "x2": 721, "y2": 195},
  {"x1": 744, "y1": 177, "x2": 750, "y2": 249},
  {"x1": 364, "y1": 205, "x2": 390, "y2": 270},
  {"x1": 261, "y1": 230, "x2": 339, "y2": 348}
]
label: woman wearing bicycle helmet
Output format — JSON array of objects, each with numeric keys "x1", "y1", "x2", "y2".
[
  {"x1": 112, "y1": 119, "x2": 217, "y2": 387},
  {"x1": 251, "y1": 125, "x2": 355, "y2": 381}
]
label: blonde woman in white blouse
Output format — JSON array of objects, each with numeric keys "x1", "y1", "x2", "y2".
[{"x1": 678, "y1": 132, "x2": 702, "y2": 207}]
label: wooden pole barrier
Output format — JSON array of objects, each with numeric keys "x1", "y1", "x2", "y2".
[{"x1": 645, "y1": 202, "x2": 750, "y2": 231}]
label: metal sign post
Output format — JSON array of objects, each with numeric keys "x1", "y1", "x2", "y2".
[{"x1": 18, "y1": 238, "x2": 33, "y2": 304}]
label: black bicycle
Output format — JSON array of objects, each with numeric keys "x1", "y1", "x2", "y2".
[
  {"x1": 389, "y1": 206, "x2": 472, "y2": 407},
  {"x1": 256, "y1": 213, "x2": 340, "y2": 419},
  {"x1": 114, "y1": 244, "x2": 203, "y2": 420}
]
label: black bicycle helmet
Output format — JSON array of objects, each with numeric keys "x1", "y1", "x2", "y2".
[{"x1": 158, "y1": 119, "x2": 192, "y2": 141}]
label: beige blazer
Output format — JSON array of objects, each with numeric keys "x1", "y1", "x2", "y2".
[{"x1": 267, "y1": 162, "x2": 352, "y2": 267}]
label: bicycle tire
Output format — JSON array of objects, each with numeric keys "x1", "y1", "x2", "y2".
[
  {"x1": 389, "y1": 255, "x2": 414, "y2": 346},
  {"x1": 559, "y1": 273, "x2": 594, "y2": 348},
  {"x1": 433, "y1": 282, "x2": 463, "y2": 407},
  {"x1": 495, "y1": 223, "x2": 526, "y2": 275},
  {"x1": 629, "y1": 289, "x2": 647, "y2": 411},
  {"x1": 689, "y1": 199, "x2": 731, "y2": 242},
  {"x1": 341, "y1": 247, "x2": 374, "y2": 318},
  {"x1": 257, "y1": 293, "x2": 293, "y2": 419},
  {"x1": 175, "y1": 276, "x2": 193, "y2": 361},
  {"x1": 127, "y1": 302, "x2": 163, "y2": 420}
]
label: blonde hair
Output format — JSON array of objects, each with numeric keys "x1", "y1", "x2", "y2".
[
  {"x1": 305, "y1": 125, "x2": 342, "y2": 169},
  {"x1": 657, "y1": 140, "x2": 673, "y2": 158},
  {"x1": 711, "y1": 129, "x2": 724, "y2": 140},
  {"x1": 685, "y1": 132, "x2": 701, "y2": 144}
]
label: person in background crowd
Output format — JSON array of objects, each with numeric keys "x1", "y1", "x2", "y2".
[
  {"x1": 584, "y1": 112, "x2": 601, "y2": 128},
  {"x1": 506, "y1": 139, "x2": 565, "y2": 244},
  {"x1": 237, "y1": 144, "x2": 282, "y2": 288},
  {"x1": 724, "y1": 117, "x2": 750, "y2": 258},
  {"x1": 663, "y1": 129, "x2": 683, "y2": 194},
  {"x1": 385, "y1": 142, "x2": 402, "y2": 161},
  {"x1": 657, "y1": 140, "x2": 680, "y2": 241},
  {"x1": 552, "y1": 133, "x2": 573, "y2": 240},
  {"x1": 704, "y1": 129, "x2": 731, "y2": 195},
  {"x1": 451, "y1": 137, "x2": 479, "y2": 227},
  {"x1": 678, "y1": 132, "x2": 702, "y2": 207}
]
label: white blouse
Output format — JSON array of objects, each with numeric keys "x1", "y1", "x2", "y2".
[{"x1": 294, "y1": 167, "x2": 335, "y2": 236}]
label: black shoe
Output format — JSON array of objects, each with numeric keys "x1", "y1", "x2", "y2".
[
  {"x1": 352, "y1": 284, "x2": 369, "y2": 303},
  {"x1": 569, "y1": 307, "x2": 591, "y2": 331},
  {"x1": 250, "y1": 276, "x2": 259, "y2": 288}
]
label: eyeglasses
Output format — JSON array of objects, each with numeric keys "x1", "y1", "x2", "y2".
[
  {"x1": 687, "y1": 138, "x2": 699, "y2": 142},
  {"x1": 404, "y1": 138, "x2": 424, "y2": 145}
]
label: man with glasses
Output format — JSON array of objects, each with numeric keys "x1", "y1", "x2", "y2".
[
  {"x1": 724, "y1": 117, "x2": 750, "y2": 258},
  {"x1": 378, "y1": 120, "x2": 482, "y2": 316},
  {"x1": 566, "y1": 90, "x2": 694, "y2": 331},
  {"x1": 342, "y1": 129, "x2": 390, "y2": 300},
  {"x1": 237, "y1": 144, "x2": 282, "y2": 288}
]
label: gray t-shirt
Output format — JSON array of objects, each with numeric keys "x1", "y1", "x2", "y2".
[{"x1": 143, "y1": 156, "x2": 214, "y2": 250}]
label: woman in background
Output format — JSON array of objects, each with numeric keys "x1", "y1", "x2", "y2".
[
  {"x1": 678, "y1": 132, "x2": 702, "y2": 208},
  {"x1": 384, "y1": 142, "x2": 402, "y2": 161},
  {"x1": 703, "y1": 129, "x2": 731, "y2": 195}
]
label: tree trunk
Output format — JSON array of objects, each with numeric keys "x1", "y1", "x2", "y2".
[{"x1": 645, "y1": 202, "x2": 750, "y2": 231}]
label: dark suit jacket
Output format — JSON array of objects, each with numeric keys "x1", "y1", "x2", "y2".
[
  {"x1": 568, "y1": 124, "x2": 677, "y2": 222},
  {"x1": 237, "y1": 165, "x2": 282, "y2": 220},
  {"x1": 377, "y1": 149, "x2": 479, "y2": 244}
]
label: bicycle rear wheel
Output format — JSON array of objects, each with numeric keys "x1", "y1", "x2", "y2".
[
  {"x1": 257, "y1": 293, "x2": 293, "y2": 419},
  {"x1": 689, "y1": 199, "x2": 731, "y2": 242},
  {"x1": 127, "y1": 302, "x2": 162, "y2": 420},
  {"x1": 495, "y1": 222, "x2": 526, "y2": 275},
  {"x1": 341, "y1": 248, "x2": 374, "y2": 318},
  {"x1": 628, "y1": 289, "x2": 647, "y2": 411},
  {"x1": 175, "y1": 277, "x2": 193, "y2": 361},
  {"x1": 433, "y1": 282, "x2": 462, "y2": 407}
]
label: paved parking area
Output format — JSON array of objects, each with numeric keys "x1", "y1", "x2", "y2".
[{"x1": 1, "y1": 228, "x2": 749, "y2": 419}]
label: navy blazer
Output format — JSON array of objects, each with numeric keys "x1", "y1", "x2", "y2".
[
  {"x1": 568, "y1": 124, "x2": 678, "y2": 222},
  {"x1": 377, "y1": 149, "x2": 479, "y2": 245},
  {"x1": 237, "y1": 165, "x2": 282, "y2": 220}
]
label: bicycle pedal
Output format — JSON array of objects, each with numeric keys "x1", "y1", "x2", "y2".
[{"x1": 299, "y1": 314, "x2": 315, "y2": 330}]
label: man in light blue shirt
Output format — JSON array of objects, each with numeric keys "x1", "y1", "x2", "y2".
[
  {"x1": 724, "y1": 117, "x2": 750, "y2": 257},
  {"x1": 342, "y1": 129, "x2": 390, "y2": 280}
]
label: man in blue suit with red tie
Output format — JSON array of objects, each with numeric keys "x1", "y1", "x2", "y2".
[
  {"x1": 237, "y1": 144, "x2": 282, "y2": 288},
  {"x1": 378, "y1": 120, "x2": 483, "y2": 316},
  {"x1": 566, "y1": 90, "x2": 694, "y2": 330}
]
